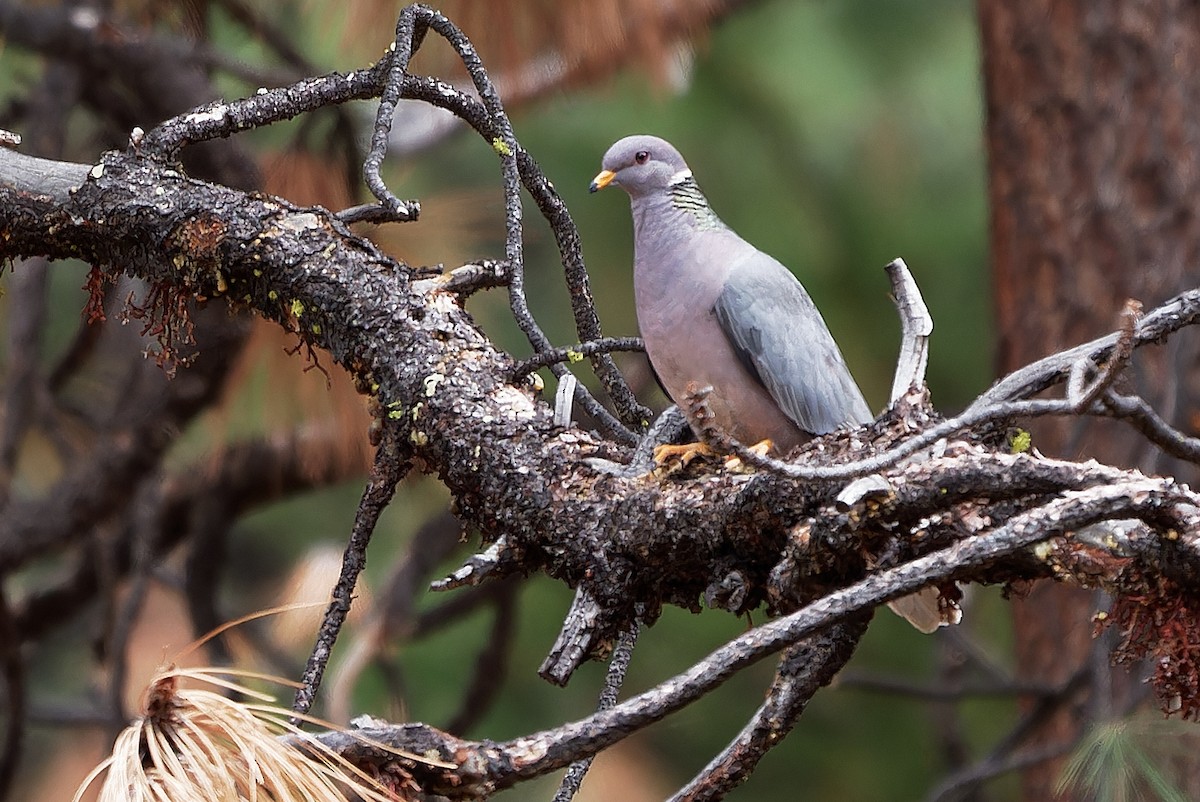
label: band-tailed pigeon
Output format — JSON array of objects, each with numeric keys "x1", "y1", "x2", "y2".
[{"x1": 590, "y1": 134, "x2": 873, "y2": 455}]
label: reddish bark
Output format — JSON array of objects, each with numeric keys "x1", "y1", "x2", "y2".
[{"x1": 979, "y1": 1, "x2": 1200, "y2": 797}]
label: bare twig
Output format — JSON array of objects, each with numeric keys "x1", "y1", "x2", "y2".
[
  {"x1": 430, "y1": 537, "x2": 521, "y2": 593},
  {"x1": 1099, "y1": 390, "x2": 1200, "y2": 465},
  {"x1": 383, "y1": 6, "x2": 648, "y2": 440},
  {"x1": 509, "y1": 337, "x2": 645, "y2": 382},
  {"x1": 969, "y1": 289, "x2": 1200, "y2": 410},
  {"x1": 689, "y1": 391, "x2": 1064, "y2": 481},
  {"x1": 293, "y1": 428, "x2": 412, "y2": 717},
  {"x1": 412, "y1": 259, "x2": 512, "y2": 296},
  {"x1": 669, "y1": 614, "x2": 871, "y2": 802},
  {"x1": 1066, "y1": 299, "x2": 1141, "y2": 411},
  {"x1": 540, "y1": 587, "x2": 606, "y2": 686},
  {"x1": 553, "y1": 619, "x2": 640, "y2": 802},
  {"x1": 396, "y1": 73, "x2": 652, "y2": 435}
]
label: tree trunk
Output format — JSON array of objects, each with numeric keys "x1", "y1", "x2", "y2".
[{"x1": 978, "y1": 1, "x2": 1200, "y2": 798}]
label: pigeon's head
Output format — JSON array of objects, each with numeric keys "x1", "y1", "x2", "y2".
[{"x1": 590, "y1": 135, "x2": 691, "y2": 199}]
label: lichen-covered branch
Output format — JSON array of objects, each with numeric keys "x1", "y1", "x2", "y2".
[{"x1": 310, "y1": 473, "x2": 1199, "y2": 796}]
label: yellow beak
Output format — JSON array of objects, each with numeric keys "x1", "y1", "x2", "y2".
[{"x1": 589, "y1": 169, "x2": 616, "y2": 193}]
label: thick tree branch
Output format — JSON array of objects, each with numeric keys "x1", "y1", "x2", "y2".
[
  {"x1": 4, "y1": 143, "x2": 1200, "y2": 662},
  {"x1": 0, "y1": 148, "x2": 87, "y2": 200},
  {"x1": 311, "y1": 475, "x2": 1199, "y2": 795}
]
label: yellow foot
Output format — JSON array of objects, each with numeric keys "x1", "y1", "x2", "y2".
[
  {"x1": 748, "y1": 439, "x2": 774, "y2": 457},
  {"x1": 652, "y1": 441, "x2": 717, "y2": 472},
  {"x1": 723, "y1": 439, "x2": 774, "y2": 471}
]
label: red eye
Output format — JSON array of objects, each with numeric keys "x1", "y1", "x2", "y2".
[{"x1": 635, "y1": 150, "x2": 650, "y2": 165}]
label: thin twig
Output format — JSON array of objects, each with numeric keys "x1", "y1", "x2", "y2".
[
  {"x1": 398, "y1": 73, "x2": 650, "y2": 439},
  {"x1": 669, "y1": 615, "x2": 871, "y2": 802},
  {"x1": 689, "y1": 392, "x2": 1069, "y2": 481},
  {"x1": 969, "y1": 289, "x2": 1200, "y2": 410},
  {"x1": 552, "y1": 619, "x2": 640, "y2": 802},
  {"x1": 1099, "y1": 390, "x2": 1200, "y2": 464},
  {"x1": 1066, "y1": 299, "x2": 1141, "y2": 412},
  {"x1": 293, "y1": 429, "x2": 411, "y2": 717},
  {"x1": 509, "y1": 337, "x2": 645, "y2": 382},
  {"x1": 515, "y1": 149, "x2": 654, "y2": 432},
  {"x1": 389, "y1": 8, "x2": 647, "y2": 441},
  {"x1": 539, "y1": 586, "x2": 606, "y2": 685},
  {"x1": 412, "y1": 259, "x2": 512, "y2": 296},
  {"x1": 360, "y1": 9, "x2": 424, "y2": 222}
]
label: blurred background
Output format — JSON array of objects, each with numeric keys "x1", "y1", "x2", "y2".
[{"x1": 0, "y1": 1, "x2": 1060, "y2": 800}]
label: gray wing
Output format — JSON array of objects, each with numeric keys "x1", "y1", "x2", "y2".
[{"x1": 713, "y1": 253, "x2": 873, "y2": 434}]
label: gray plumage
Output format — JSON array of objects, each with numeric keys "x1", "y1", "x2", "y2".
[{"x1": 591, "y1": 134, "x2": 872, "y2": 453}]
